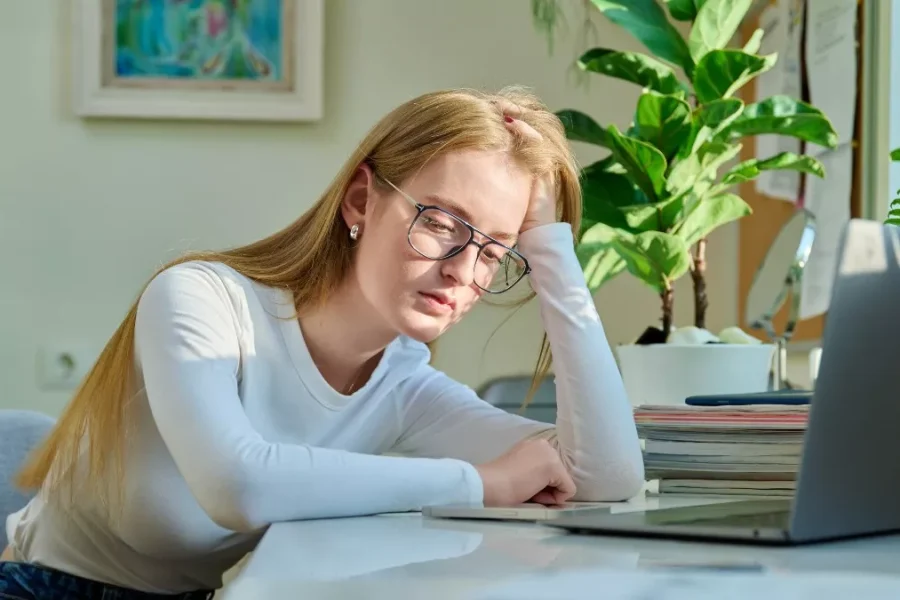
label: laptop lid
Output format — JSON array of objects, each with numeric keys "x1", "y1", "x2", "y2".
[
  {"x1": 547, "y1": 220, "x2": 900, "y2": 544},
  {"x1": 788, "y1": 219, "x2": 900, "y2": 541}
]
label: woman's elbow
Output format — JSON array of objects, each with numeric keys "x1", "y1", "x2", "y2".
[
  {"x1": 191, "y1": 471, "x2": 270, "y2": 533},
  {"x1": 574, "y1": 461, "x2": 646, "y2": 502}
]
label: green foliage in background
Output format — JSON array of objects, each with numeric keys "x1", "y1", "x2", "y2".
[
  {"x1": 532, "y1": 0, "x2": 838, "y2": 335},
  {"x1": 888, "y1": 148, "x2": 900, "y2": 227}
]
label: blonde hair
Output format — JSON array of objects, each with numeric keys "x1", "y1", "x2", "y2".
[{"x1": 17, "y1": 86, "x2": 583, "y2": 511}]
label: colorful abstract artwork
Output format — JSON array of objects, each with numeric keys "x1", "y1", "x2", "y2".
[
  {"x1": 74, "y1": 0, "x2": 323, "y2": 121},
  {"x1": 105, "y1": 0, "x2": 294, "y2": 90}
]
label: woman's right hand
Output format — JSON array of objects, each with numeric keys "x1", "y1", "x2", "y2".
[{"x1": 475, "y1": 438, "x2": 576, "y2": 506}]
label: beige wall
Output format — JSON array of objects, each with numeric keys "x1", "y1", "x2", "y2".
[{"x1": 0, "y1": 0, "x2": 742, "y2": 416}]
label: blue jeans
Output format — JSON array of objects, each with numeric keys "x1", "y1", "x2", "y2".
[{"x1": 0, "y1": 562, "x2": 215, "y2": 600}]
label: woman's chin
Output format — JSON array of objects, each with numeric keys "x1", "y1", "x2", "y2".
[{"x1": 396, "y1": 310, "x2": 451, "y2": 343}]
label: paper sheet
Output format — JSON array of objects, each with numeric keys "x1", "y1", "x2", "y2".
[
  {"x1": 754, "y1": 0, "x2": 805, "y2": 202},
  {"x1": 477, "y1": 568, "x2": 900, "y2": 599},
  {"x1": 799, "y1": 143, "x2": 853, "y2": 319},
  {"x1": 805, "y1": 0, "x2": 857, "y2": 154}
]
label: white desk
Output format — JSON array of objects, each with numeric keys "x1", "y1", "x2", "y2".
[{"x1": 223, "y1": 494, "x2": 900, "y2": 599}]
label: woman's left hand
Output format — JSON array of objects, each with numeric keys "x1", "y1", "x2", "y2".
[
  {"x1": 520, "y1": 173, "x2": 558, "y2": 233},
  {"x1": 499, "y1": 106, "x2": 558, "y2": 233}
]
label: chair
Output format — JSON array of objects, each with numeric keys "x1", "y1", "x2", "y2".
[
  {"x1": 478, "y1": 375, "x2": 557, "y2": 424},
  {"x1": 0, "y1": 410, "x2": 55, "y2": 547}
]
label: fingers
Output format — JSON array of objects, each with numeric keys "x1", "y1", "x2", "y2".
[
  {"x1": 503, "y1": 115, "x2": 543, "y2": 142},
  {"x1": 530, "y1": 488, "x2": 562, "y2": 506},
  {"x1": 492, "y1": 99, "x2": 543, "y2": 142},
  {"x1": 492, "y1": 98, "x2": 524, "y2": 118},
  {"x1": 549, "y1": 465, "x2": 577, "y2": 502}
]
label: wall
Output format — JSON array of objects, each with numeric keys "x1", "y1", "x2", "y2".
[
  {"x1": 0, "y1": 1, "x2": 738, "y2": 417},
  {"x1": 890, "y1": 0, "x2": 900, "y2": 212}
]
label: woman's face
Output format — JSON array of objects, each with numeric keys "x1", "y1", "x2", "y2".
[{"x1": 351, "y1": 150, "x2": 532, "y2": 343}]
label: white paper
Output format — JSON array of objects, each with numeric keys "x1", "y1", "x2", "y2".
[
  {"x1": 754, "y1": 0, "x2": 805, "y2": 202},
  {"x1": 805, "y1": 0, "x2": 857, "y2": 154},
  {"x1": 799, "y1": 143, "x2": 853, "y2": 319},
  {"x1": 477, "y1": 568, "x2": 900, "y2": 600}
]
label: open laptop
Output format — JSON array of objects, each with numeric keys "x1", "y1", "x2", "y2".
[
  {"x1": 545, "y1": 219, "x2": 900, "y2": 544},
  {"x1": 423, "y1": 502, "x2": 611, "y2": 522}
]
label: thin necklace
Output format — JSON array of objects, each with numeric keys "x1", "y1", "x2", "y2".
[{"x1": 343, "y1": 360, "x2": 369, "y2": 395}]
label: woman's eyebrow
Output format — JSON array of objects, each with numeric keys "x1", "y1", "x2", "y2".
[{"x1": 423, "y1": 194, "x2": 518, "y2": 243}]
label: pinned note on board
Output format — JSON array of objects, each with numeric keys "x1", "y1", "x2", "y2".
[
  {"x1": 805, "y1": 0, "x2": 858, "y2": 154},
  {"x1": 754, "y1": 0, "x2": 805, "y2": 203}
]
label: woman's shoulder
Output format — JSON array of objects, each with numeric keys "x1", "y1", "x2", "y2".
[
  {"x1": 138, "y1": 260, "x2": 279, "y2": 324},
  {"x1": 144, "y1": 260, "x2": 270, "y2": 300}
]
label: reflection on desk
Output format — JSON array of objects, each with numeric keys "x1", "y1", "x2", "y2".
[{"x1": 222, "y1": 495, "x2": 900, "y2": 600}]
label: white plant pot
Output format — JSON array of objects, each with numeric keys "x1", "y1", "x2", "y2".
[{"x1": 615, "y1": 343, "x2": 776, "y2": 407}]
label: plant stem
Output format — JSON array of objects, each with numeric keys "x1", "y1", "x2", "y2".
[
  {"x1": 691, "y1": 238, "x2": 708, "y2": 329},
  {"x1": 661, "y1": 286, "x2": 674, "y2": 337}
]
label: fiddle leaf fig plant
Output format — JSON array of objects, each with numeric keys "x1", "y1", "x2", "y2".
[{"x1": 532, "y1": 0, "x2": 838, "y2": 339}]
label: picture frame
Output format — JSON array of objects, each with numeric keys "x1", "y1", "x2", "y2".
[{"x1": 73, "y1": 0, "x2": 324, "y2": 122}]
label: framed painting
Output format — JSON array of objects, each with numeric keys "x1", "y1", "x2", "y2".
[{"x1": 73, "y1": 0, "x2": 323, "y2": 122}]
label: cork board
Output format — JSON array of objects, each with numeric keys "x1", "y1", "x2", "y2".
[{"x1": 737, "y1": 0, "x2": 863, "y2": 343}]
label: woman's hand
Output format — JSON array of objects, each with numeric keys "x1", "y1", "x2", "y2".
[
  {"x1": 519, "y1": 173, "x2": 558, "y2": 234},
  {"x1": 499, "y1": 104, "x2": 559, "y2": 233},
  {"x1": 474, "y1": 438, "x2": 576, "y2": 506}
]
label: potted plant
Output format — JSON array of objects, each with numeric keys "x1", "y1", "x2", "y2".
[
  {"x1": 532, "y1": 0, "x2": 838, "y2": 405},
  {"x1": 887, "y1": 148, "x2": 900, "y2": 226}
]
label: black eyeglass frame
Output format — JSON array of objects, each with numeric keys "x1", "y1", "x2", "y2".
[{"x1": 379, "y1": 177, "x2": 532, "y2": 294}]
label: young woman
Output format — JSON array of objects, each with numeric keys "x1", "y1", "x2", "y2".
[{"x1": 0, "y1": 87, "x2": 643, "y2": 599}]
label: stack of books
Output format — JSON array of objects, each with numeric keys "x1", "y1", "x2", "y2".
[{"x1": 634, "y1": 404, "x2": 809, "y2": 497}]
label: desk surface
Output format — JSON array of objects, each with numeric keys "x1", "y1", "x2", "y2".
[{"x1": 223, "y1": 494, "x2": 900, "y2": 599}]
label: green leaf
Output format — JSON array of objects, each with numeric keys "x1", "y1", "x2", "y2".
[
  {"x1": 665, "y1": 0, "x2": 698, "y2": 21},
  {"x1": 590, "y1": 0, "x2": 694, "y2": 75},
  {"x1": 681, "y1": 99, "x2": 743, "y2": 159},
  {"x1": 619, "y1": 196, "x2": 685, "y2": 232},
  {"x1": 688, "y1": 0, "x2": 754, "y2": 63},
  {"x1": 695, "y1": 98, "x2": 744, "y2": 128},
  {"x1": 890, "y1": 147, "x2": 900, "y2": 161},
  {"x1": 676, "y1": 192, "x2": 752, "y2": 246},
  {"x1": 692, "y1": 50, "x2": 776, "y2": 103},
  {"x1": 578, "y1": 48, "x2": 688, "y2": 96},
  {"x1": 577, "y1": 222, "x2": 627, "y2": 291},
  {"x1": 667, "y1": 141, "x2": 742, "y2": 198},
  {"x1": 580, "y1": 165, "x2": 646, "y2": 230},
  {"x1": 556, "y1": 109, "x2": 612, "y2": 148},
  {"x1": 718, "y1": 95, "x2": 839, "y2": 148},
  {"x1": 721, "y1": 152, "x2": 826, "y2": 185},
  {"x1": 606, "y1": 125, "x2": 668, "y2": 203},
  {"x1": 634, "y1": 92, "x2": 693, "y2": 160},
  {"x1": 612, "y1": 231, "x2": 691, "y2": 292},
  {"x1": 743, "y1": 28, "x2": 764, "y2": 54}
]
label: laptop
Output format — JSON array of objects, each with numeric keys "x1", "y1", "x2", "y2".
[
  {"x1": 545, "y1": 219, "x2": 900, "y2": 545},
  {"x1": 423, "y1": 502, "x2": 611, "y2": 522}
]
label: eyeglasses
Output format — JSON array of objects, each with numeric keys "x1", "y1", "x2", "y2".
[{"x1": 380, "y1": 177, "x2": 531, "y2": 294}]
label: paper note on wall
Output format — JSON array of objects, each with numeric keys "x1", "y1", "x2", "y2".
[
  {"x1": 805, "y1": 0, "x2": 857, "y2": 153},
  {"x1": 754, "y1": 0, "x2": 805, "y2": 202},
  {"x1": 799, "y1": 143, "x2": 853, "y2": 319}
]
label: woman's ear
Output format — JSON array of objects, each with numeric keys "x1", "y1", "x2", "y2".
[{"x1": 341, "y1": 162, "x2": 376, "y2": 232}]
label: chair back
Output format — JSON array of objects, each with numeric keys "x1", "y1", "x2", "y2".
[
  {"x1": 478, "y1": 375, "x2": 557, "y2": 424},
  {"x1": 0, "y1": 410, "x2": 55, "y2": 546}
]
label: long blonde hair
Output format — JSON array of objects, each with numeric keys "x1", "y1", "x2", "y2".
[{"x1": 17, "y1": 86, "x2": 583, "y2": 510}]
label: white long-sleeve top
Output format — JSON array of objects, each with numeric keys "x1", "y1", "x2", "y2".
[{"x1": 5, "y1": 223, "x2": 643, "y2": 593}]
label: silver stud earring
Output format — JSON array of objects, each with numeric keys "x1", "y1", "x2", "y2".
[{"x1": 349, "y1": 224, "x2": 360, "y2": 240}]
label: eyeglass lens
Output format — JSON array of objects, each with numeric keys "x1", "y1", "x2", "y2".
[{"x1": 409, "y1": 207, "x2": 526, "y2": 292}]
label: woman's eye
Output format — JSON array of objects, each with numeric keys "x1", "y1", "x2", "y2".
[{"x1": 424, "y1": 216, "x2": 455, "y2": 232}]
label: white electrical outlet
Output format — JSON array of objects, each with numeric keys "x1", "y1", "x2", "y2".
[{"x1": 37, "y1": 344, "x2": 97, "y2": 391}]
